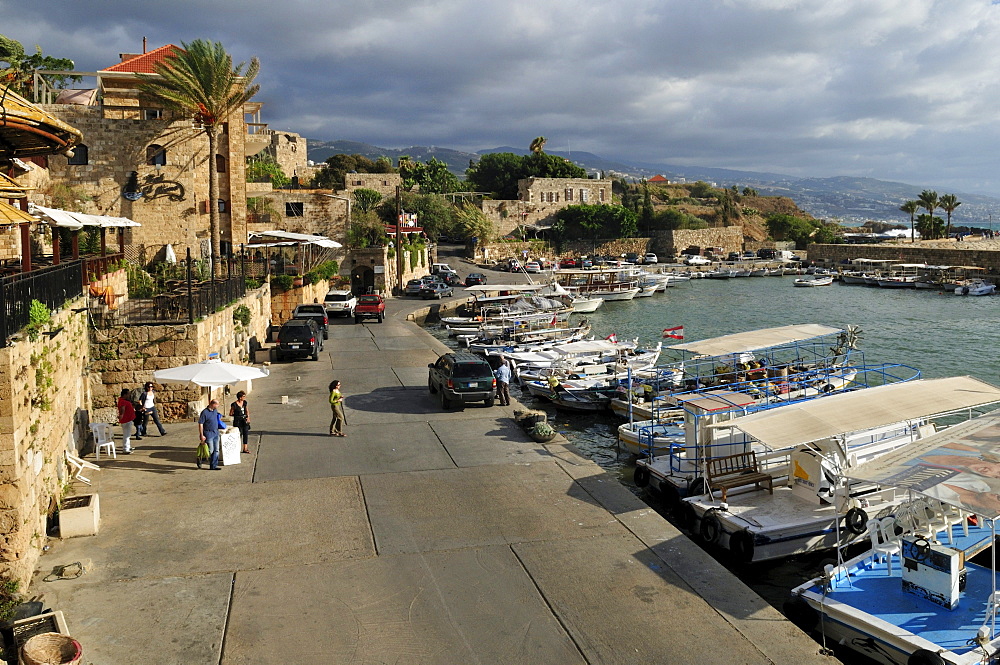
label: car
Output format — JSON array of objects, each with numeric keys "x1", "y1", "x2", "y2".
[
  {"x1": 465, "y1": 273, "x2": 488, "y2": 286},
  {"x1": 684, "y1": 255, "x2": 712, "y2": 266},
  {"x1": 581, "y1": 259, "x2": 594, "y2": 268},
  {"x1": 624, "y1": 252, "x2": 640, "y2": 264},
  {"x1": 441, "y1": 272, "x2": 464, "y2": 287},
  {"x1": 430, "y1": 263, "x2": 454, "y2": 275},
  {"x1": 420, "y1": 283, "x2": 454, "y2": 299},
  {"x1": 524, "y1": 261, "x2": 541, "y2": 273},
  {"x1": 354, "y1": 294, "x2": 385, "y2": 323},
  {"x1": 559, "y1": 258, "x2": 578, "y2": 269},
  {"x1": 757, "y1": 248, "x2": 777, "y2": 260},
  {"x1": 742, "y1": 251, "x2": 757, "y2": 260},
  {"x1": 427, "y1": 352, "x2": 496, "y2": 409},
  {"x1": 275, "y1": 319, "x2": 323, "y2": 361},
  {"x1": 291, "y1": 304, "x2": 329, "y2": 339},
  {"x1": 405, "y1": 279, "x2": 425, "y2": 296},
  {"x1": 323, "y1": 290, "x2": 356, "y2": 318},
  {"x1": 643, "y1": 253, "x2": 658, "y2": 264}
]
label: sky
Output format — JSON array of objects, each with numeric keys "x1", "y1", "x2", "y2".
[{"x1": 6, "y1": 0, "x2": 1000, "y2": 195}]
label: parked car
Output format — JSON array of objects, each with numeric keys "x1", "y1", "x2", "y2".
[
  {"x1": 559, "y1": 258, "x2": 578, "y2": 269},
  {"x1": 727, "y1": 252, "x2": 741, "y2": 262},
  {"x1": 427, "y1": 352, "x2": 496, "y2": 409},
  {"x1": 323, "y1": 290, "x2": 356, "y2": 318},
  {"x1": 581, "y1": 259, "x2": 594, "y2": 268},
  {"x1": 430, "y1": 263, "x2": 454, "y2": 275},
  {"x1": 624, "y1": 252, "x2": 640, "y2": 264},
  {"x1": 275, "y1": 319, "x2": 323, "y2": 361},
  {"x1": 465, "y1": 272, "x2": 488, "y2": 286},
  {"x1": 684, "y1": 255, "x2": 712, "y2": 266},
  {"x1": 757, "y1": 248, "x2": 777, "y2": 260},
  {"x1": 742, "y1": 251, "x2": 758, "y2": 260},
  {"x1": 441, "y1": 272, "x2": 464, "y2": 287},
  {"x1": 524, "y1": 261, "x2": 541, "y2": 273},
  {"x1": 291, "y1": 304, "x2": 329, "y2": 339},
  {"x1": 405, "y1": 279, "x2": 425, "y2": 296},
  {"x1": 420, "y1": 283, "x2": 454, "y2": 299},
  {"x1": 354, "y1": 294, "x2": 385, "y2": 324},
  {"x1": 643, "y1": 253, "x2": 658, "y2": 264}
]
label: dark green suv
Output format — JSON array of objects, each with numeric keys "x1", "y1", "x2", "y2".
[{"x1": 428, "y1": 353, "x2": 496, "y2": 409}]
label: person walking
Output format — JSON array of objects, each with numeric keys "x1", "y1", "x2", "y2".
[
  {"x1": 117, "y1": 388, "x2": 137, "y2": 454},
  {"x1": 137, "y1": 382, "x2": 167, "y2": 437},
  {"x1": 198, "y1": 399, "x2": 224, "y2": 470},
  {"x1": 328, "y1": 380, "x2": 346, "y2": 437},
  {"x1": 229, "y1": 390, "x2": 251, "y2": 454},
  {"x1": 494, "y1": 359, "x2": 511, "y2": 406}
]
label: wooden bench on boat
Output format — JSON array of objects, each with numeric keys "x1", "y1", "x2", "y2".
[{"x1": 706, "y1": 451, "x2": 773, "y2": 501}]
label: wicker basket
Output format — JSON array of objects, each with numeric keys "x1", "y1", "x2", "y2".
[{"x1": 20, "y1": 632, "x2": 81, "y2": 665}]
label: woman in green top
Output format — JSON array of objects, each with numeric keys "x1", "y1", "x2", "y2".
[{"x1": 328, "y1": 380, "x2": 346, "y2": 437}]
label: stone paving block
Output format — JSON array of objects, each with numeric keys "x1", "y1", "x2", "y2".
[{"x1": 430, "y1": 417, "x2": 553, "y2": 466}]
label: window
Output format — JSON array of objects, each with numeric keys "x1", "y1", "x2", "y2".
[
  {"x1": 215, "y1": 155, "x2": 227, "y2": 173},
  {"x1": 143, "y1": 108, "x2": 163, "y2": 120},
  {"x1": 546, "y1": 192, "x2": 554, "y2": 203},
  {"x1": 580, "y1": 189, "x2": 588, "y2": 202},
  {"x1": 67, "y1": 144, "x2": 88, "y2": 165},
  {"x1": 599, "y1": 189, "x2": 605, "y2": 202},
  {"x1": 218, "y1": 199, "x2": 227, "y2": 213},
  {"x1": 285, "y1": 202, "x2": 304, "y2": 217},
  {"x1": 146, "y1": 144, "x2": 166, "y2": 166},
  {"x1": 565, "y1": 188, "x2": 573, "y2": 201}
]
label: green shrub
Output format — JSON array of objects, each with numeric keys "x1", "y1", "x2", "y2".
[
  {"x1": 125, "y1": 263, "x2": 155, "y2": 298},
  {"x1": 25, "y1": 300, "x2": 52, "y2": 342},
  {"x1": 233, "y1": 305, "x2": 251, "y2": 328},
  {"x1": 245, "y1": 277, "x2": 262, "y2": 290},
  {"x1": 270, "y1": 274, "x2": 294, "y2": 291}
]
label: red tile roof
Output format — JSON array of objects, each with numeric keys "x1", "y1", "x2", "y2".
[
  {"x1": 649, "y1": 174, "x2": 669, "y2": 182},
  {"x1": 100, "y1": 45, "x2": 183, "y2": 73}
]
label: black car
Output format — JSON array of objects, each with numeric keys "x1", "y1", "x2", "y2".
[
  {"x1": 465, "y1": 272, "x2": 488, "y2": 286},
  {"x1": 442, "y1": 272, "x2": 464, "y2": 287},
  {"x1": 427, "y1": 352, "x2": 496, "y2": 408},
  {"x1": 291, "y1": 303, "x2": 329, "y2": 339},
  {"x1": 275, "y1": 319, "x2": 323, "y2": 361},
  {"x1": 419, "y1": 283, "x2": 454, "y2": 299}
]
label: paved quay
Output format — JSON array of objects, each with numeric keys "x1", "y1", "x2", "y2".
[{"x1": 31, "y1": 292, "x2": 835, "y2": 664}]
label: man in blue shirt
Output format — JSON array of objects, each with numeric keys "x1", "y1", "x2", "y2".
[
  {"x1": 198, "y1": 399, "x2": 223, "y2": 470},
  {"x1": 494, "y1": 359, "x2": 511, "y2": 406}
]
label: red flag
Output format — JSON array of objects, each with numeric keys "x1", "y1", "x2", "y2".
[
  {"x1": 663, "y1": 325, "x2": 684, "y2": 340},
  {"x1": 605, "y1": 333, "x2": 618, "y2": 343},
  {"x1": 550, "y1": 314, "x2": 557, "y2": 326}
]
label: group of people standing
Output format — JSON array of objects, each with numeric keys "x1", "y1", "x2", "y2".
[
  {"x1": 115, "y1": 382, "x2": 168, "y2": 454},
  {"x1": 197, "y1": 391, "x2": 252, "y2": 470}
]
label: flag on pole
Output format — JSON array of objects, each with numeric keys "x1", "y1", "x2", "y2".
[
  {"x1": 663, "y1": 325, "x2": 684, "y2": 340},
  {"x1": 550, "y1": 314, "x2": 557, "y2": 326},
  {"x1": 605, "y1": 333, "x2": 618, "y2": 343}
]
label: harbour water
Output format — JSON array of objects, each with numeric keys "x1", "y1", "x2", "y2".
[{"x1": 429, "y1": 274, "x2": 1000, "y2": 661}]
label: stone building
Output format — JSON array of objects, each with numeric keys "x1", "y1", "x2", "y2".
[
  {"x1": 343, "y1": 173, "x2": 403, "y2": 199},
  {"x1": 28, "y1": 44, "x2": 263, "y2": 263},
  {"x1": 482, "y1": 177, "x2": 615, "y2": 237},
  {"x1": 248, "y1": 187, "x2": 350, "y2": 245}
]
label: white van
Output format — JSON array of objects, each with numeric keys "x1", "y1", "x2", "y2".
[{"x1": 430, "y1": 263, "x2": 453, "y2": 275}]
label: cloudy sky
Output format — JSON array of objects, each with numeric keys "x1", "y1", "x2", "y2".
[{"x1": 6, "y1": 0, "x2": 1000, "y2": 194}]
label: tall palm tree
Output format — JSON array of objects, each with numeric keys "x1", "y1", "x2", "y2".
[
  {"x1": 899, "y1": 200, "x2": 919, "y2": 243},
  {"x1": 529, "y1": 136, "x2": 547, "y2": 154},
  {"x1": 939, "y1": 193, "x2": 961, "y2": 239},
  {"x1": 917, "y1": 190, "x2": 939, "y2": 239},
  {"x1": 138, "y1": 40, "x2": 260, "y2": 276}
]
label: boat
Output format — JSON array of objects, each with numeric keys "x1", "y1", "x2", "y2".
[
  {"x1": 549, "y1": 385, "x2": 618, "y2": 412},
  {"x1": 463, "y1": 321, "x2": 592, "y2": 353},
  {"x1": 553, "y1": 266, "x2": 642, "y2": 301},
  {"x1": 513, "y1": 340, "x2": 662, "y2": 384},
  {"x1": 676, "y1": 377, "x2": 1000, "y2": 563},
  {"x1": 786, "y1": 412, "x2": 1000, "y2": 665},
  {"x1": 955, "y1": 278, "x2": 996, "y2": 296},
  {"x1": 794, "y1": 276, "x2": 834, "y2": 287},
  {"x1": 569, "y1": 296, "x2": 604, "y2": 313},
  {"x1": 635, "y1": 283, "x2": 660, "y2": 298}
]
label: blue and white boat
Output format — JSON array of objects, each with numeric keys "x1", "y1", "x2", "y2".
[{"x1": 787, "y1": 413, "x2": 1000, "y2": 665}]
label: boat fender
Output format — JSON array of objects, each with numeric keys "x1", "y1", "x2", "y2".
[
  {"x1": 729, "y1": 529, "x2": 755, "y2": 563},
  {"x1": 844, "y1": 507, "x2": 868, "y2": 535},
  {"x1": 907, "y1": 649, "x2": 946, "y2": 665},
  {"x1": 633, "y1": 466, "x2": 651, "y2": 488},
  {"x1": 700, "y1": 509, "x2": 723, "y2": 544},
  {"x1": 688, "y1": 476, "x2": 710, "y2": 497},
  {"x1": 782, "y1": 596, "x2": 818, "y2": 633},
  {"x1": 821, "y1": 384, "x2": 835, "y2": 393}
]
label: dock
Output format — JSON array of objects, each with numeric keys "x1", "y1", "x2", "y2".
[{"x1": 32, "y1": 296, "x2": 835, "y2": 664}]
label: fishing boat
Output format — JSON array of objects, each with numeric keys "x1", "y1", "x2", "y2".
[
  {"x1": 463, "y1": 321, "x2": 592, "y2": 353},
  {"x1": 786, "y1": 412, "x2": 1000, "y2": 665},
  {"x1": 553, "y1": 266, "x2": 642, "y2": 301},
  {"x1": 513, "y1": 340, "x2": 662, "y2": 384},
  {"x1": 569, "y1": 296, "x2": 604, "y2": 312},
  {"x1": 794, "y1": 276, "x2": 834, "y2": 287},
  {"x1": 549, "y1": 385, "x2": 619, "y2": 412},
  {"x1": 676, "y1": 377, "x2": 1000, "y2": 563},
  {"x1": 635, "y1": 283, "x2": 660, "y2": 298}
]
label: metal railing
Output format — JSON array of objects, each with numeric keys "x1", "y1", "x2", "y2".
[{"x1": 0, "y1": 261, "x2": 85, "y2": 347}]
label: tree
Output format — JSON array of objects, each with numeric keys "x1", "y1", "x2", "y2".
[
  {"x1": 0, "y1": 34, "x2": 79, "y2": 98},
  {"x1": 352, "y1": 188, "x2": 383, "y2": 213},
  {"x1": 553, "y1": 204, "x2": 637, "y2": 246},
  {"x1": 939, "y1": 193, "x2": 961, "y2": 238},
  {"x1": 639, "y1": 181, "x2": 653, "y2": 236},
  {"x1": 916, "y1": 213, "x2": 945, "y2": 240},
  {"x1": 139, "y1": 40, "x2": 259, "y2": 275},
  {"x1": 246, "y1": 155, "x2": 290, "y2": 187},
  {"x1": 899, "y1": 201, "x2": 919, "y2": 243},
  {"x1": 917, "y1": 190, "x2": 939, "y2": 240},
  {"x1": 310, "y1": 153, "x2": 395, "y2": 189},
  {"x1": 466, "y1": 150, "x2": 586, "y2": 199},
  {"x1": 398, "y1": 156, "x2": 459, "y2": 194},
  {"x1": 529, "y1": 136, "x2": 547, "y2": 154},
  {"x1": 455, "y1": 203, "x2": 495, "y2": 244}
]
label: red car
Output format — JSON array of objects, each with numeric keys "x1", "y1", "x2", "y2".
[
  {"x1": 354, "y1": 294, "x2": 385, "y2": 324},
  {"x1": 560, "y1": 258, "x2": 578, "y2": 268}
]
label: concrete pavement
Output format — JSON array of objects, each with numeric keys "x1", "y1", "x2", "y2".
[{"x1": 30, "y1": 286, "x2": 835, "y2": 664}]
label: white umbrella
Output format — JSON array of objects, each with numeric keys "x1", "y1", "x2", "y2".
[
  {"x1": 153, "y1": 356, "x2": 269, "y2": 388},
  {"x1": 164, "y1": 243, "x2": 177, "y2": 264}
]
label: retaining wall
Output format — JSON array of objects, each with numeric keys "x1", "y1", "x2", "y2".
[{"x1": 807, "y1": 243, "x2": 1000, "y2": 275}]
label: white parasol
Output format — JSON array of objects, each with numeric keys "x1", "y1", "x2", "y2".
[
  {"x1": 164, "y1": 243, "x2": 177, "y2": 264},
  {"x1": 153, "y1": 355, "x2": 269, "y2": 388}
]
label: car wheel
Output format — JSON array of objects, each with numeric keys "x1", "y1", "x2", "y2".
[
  {"x1": 312, "y1": 349, "x2": 319, "y2": 361},
  {"x1": 378, "y1": 314, "x2": 384, "y2": 323},
  {"x1": 485, "y1": 398, "x2": 495, "y2": 407},
  {"x1": 428, "y1": 378, "x2": 437, "y2": 394},
  {"x1": 440, "y1": 391, "x2": 450, "y2": 410},
  {"x1": 324, "y1": 331, "x2": 329, "y2": 339},
  {"x1": 354, "y1": 316, "x2": 360, "y2": 324}
]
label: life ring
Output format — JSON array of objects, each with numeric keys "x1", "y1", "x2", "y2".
[
  {"x1": 729, "y1": 529, "x2": 755, "y2": 563},
  {"x1": 844, "y1": 507, "x2": 868, "y2": 535},
  {"x1": 633, "y1": 466, "x2": 651, "y2": 488},
  {"x1": 700, "y1": 509, "x2": 723, "y2": 544},
  {"x1": 908, "y1": 649, "x2": 946, "y2": 665},
  {"x1": 782, "y1": 596, "x2": 818, "y2": 633},
  {"x1": 688, "y1": 476, "x2": 710, "y2": 497}
]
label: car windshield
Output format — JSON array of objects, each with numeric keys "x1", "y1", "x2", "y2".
[
  {"x1": 453, "y1": 363, "x2": 491, "y2": 378},
  {"x1": 325, "y1": 294, "x2": 352, "y2": 301},
  {"x1": 359, "y1": 296, "x2": 380, "y2": 303},
  {"x1": 281, "y1": 323, "x2": 313, "y2": 340},
  {"x1": 296, "y1": 305, "x2": 324, "y2": 313}
]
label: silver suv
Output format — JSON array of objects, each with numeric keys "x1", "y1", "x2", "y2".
[{"x1": 323, "y1": 290, "x2": 357, "y2": 317}]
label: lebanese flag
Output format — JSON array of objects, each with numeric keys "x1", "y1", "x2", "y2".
[
  {"x1": 663, "y1": 325, "x2": 684, "y2": 340},
  {"x1": 550, "y1": 314, "x2": 558, "y2": 326},
  {"x1": 605, "y1": 333, "x2": 618, "y2": 343}
]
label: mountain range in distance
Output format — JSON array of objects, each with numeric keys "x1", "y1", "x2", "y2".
[{"x1": 306, "y1": 139, "x2": 1000, "y2": 227}]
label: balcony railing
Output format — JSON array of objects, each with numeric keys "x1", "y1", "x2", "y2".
[{"x1": 0, "y1": 261, "x2": 85, "y2": 347}]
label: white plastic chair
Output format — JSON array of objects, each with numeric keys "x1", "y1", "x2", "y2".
[
  {"x1": 64, "y1": 451, "x2": 100, "y2": 485},
  {"x1": 90, "y1": 423, "x2": 115, "y2": 460},
  {"x1": 867, "y1": 517, "x2": 901, "y2": 574},
  {"x1": 940, "y1": 501, "x2": 969, "y2": 539},
  {"x1": 916, "y1": 499, "x2": 951, "y2": 543}
]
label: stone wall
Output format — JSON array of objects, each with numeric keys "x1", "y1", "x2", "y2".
[
  {"x1": 473, "y1": 238, "x2": 655, "y2": 263},
  {"x1": 658, "y1": 227, "x2": 744, "y2": 256},
  {"x1": 270, "y1": 280, "x2": 330, "y2": 325},
  {"x1": 560, "y1": 238, "x2": 651, "y2": 258},
  {"x1": 807, "y1": 243, "x2": 1000, "y2": 275},
  {"x1": 90, "y1": 284, "x2": 272, "y2": 419},
  {"x1": 343, "y1": 173, "x2": 403, "y2": 199},
  {"x1": 347, "y1": 246, "x2": 428, "y2": 296},
  {"x1": 250, "y1": 189, "x2": 349, "y2": 246},
  {"x1": 259, "y1": 131, "x2": 308, "y2": 181},
  {"x1": 0, "y1": 303, "x2": 91, "y2": 586}
]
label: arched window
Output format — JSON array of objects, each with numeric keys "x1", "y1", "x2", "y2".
[
  {"x1": 67, "y1": 144, "x2": 89, "y2": 166},
  {"x1": 218, "y1": 199, "x2": 227, "y2": 213},
  {"x1": 146, "y1": 144, "x2": 167, "y2": 166},
  {"x1": 215, "y1": 155, "x2": 227, "y2": 173}
]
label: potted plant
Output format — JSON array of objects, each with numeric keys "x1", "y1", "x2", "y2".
[{"x1": 528, "y1": 421, "x2": 557, "y2": 443}]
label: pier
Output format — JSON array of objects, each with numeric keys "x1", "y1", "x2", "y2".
[{"x1": 34, "y1": 296, "x2": 834, "y2": 663}]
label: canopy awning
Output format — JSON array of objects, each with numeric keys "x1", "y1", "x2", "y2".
[
  {"x1": 847, "y1": 413, "x2": 1000, "y2": 519},
  {"x1": 0, "y1": 201, "x2": 36, "y2": 225},
  {"x1": 463, "y1": 284, "x2": 546, "y2": 292},
  {"x1": 31, "y1": 204, "x2": 140, "y2": 229},
  {"x1": 250, "y1": 230, "x2": 342, "y2": 248},
  {"x1": 666, "y1": 324, "x2": 843, "y2": 357},
  {"x1": 711, "y1": 377, "x2": 1000, "y2": 449}
]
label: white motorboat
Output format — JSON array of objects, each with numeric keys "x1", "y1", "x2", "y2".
[
  {"x1": 635, "y1": 283, "x2": 660, "y2": 298},
  {"x1": 955, "y1": 278, "x2": 996, "y2": 296},
  {"x1": 569, "y1": 296, "x2": 603, "y2": 313},
  {"x1": 675, "y1": 377, "x2": 1000, "y2": 563},
  {"x1": 793, "y1": 276, "x2": 834, "y2": 287},
  {"x1": 514, "y1": 340, "x2": 662, "y2": 384}
]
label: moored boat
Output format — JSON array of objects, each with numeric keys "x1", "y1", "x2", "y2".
[{"x1": 793, "y1": 276, "x2": 834, "y2": 287}]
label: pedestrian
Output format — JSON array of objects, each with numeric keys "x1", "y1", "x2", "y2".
[
  {"x1": 137, "y1": 382, "x2": 167, "y2": 437},
  {"x1": 494, "y1": 359, "x2": 511, "y2": 406},
  {"x1": 229, "y1": 390, "x2": 251, "y2": 454},
  {"x1": 198, "y1": 399, "x2": 224, "y2": 470},
  {"x1": 117, "y1": 388, "x2": 137, "y2": 454},
  {"x1": 328, "y1": 380, "x2": 346, "y2": 437}
]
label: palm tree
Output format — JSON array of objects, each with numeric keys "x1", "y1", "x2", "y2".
[
  {"x1": 939, "y1": 193, "x2": 961, "y2": 239},
  {"x1": 138, "y1": 40, "x2": 260, "y2": 276},
  {"x1": 899, "y1": 200, "x2": 919, "y2": 243},
  {"x1": 529, "y1": 136, "x2": 547, "y2": 154},
  {"x1": 917, "y1": 190, "x2": 939, "y2": 239}
]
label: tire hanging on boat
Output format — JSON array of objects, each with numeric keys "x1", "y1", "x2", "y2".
[
  {"x1": 633, "y1": 465, "x2": 650, "y2": 488},
  {"x1": 729, "y1": 529, "x2": 755, "y2": 563},
  {"x1": 843, "y1": 507, "x2": 868, "y2": 535},
  {"x1": 688, "y1": 476, "x2": 709, "y2": 497},
  {"x1": 782, "y1": 596, "x2": 818, "y2": 633},
  {"x1": 908, "y1": 649, "x2": 946, "y2": 665},
  {"x1": 700, "y1": 509, "x2": 723, "y2": 544}
]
